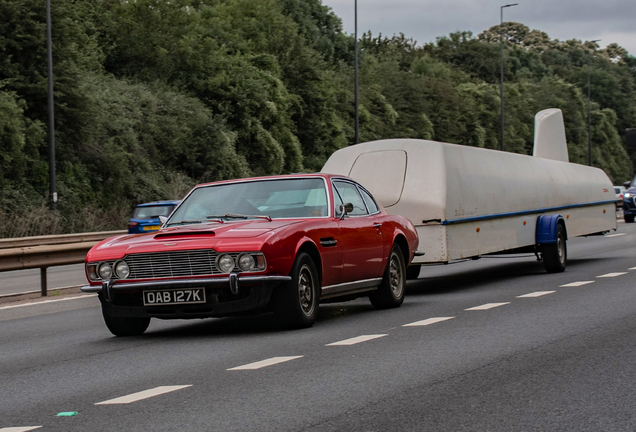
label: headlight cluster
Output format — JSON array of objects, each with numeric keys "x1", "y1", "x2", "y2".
[
  {"x1": 87, "y1": 260, "x2": 130, "y2": 282},
  {"x1": 215, "y1": 253, "x2": 266, "y2": 273},
  {"x1": 625, "y1": 193, "x2": 632, "y2": 199}
]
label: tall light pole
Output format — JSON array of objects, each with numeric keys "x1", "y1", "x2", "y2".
[
  {"x1": 354, "y1": 0, "x2": 359, "y2": 144},
  {"x1": 46, "y1": 0, "x2": 57, "y2": 209},
  {"x1": 500, "y1": 3, "x2": 518, "y2": 152},
  {"x1": 587, "y1": 39, "x2": 601, "y2": 166}
]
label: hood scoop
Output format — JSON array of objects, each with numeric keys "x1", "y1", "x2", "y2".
[{"x1": 154, "y1": 231, "x2": 215, "y2": 239}]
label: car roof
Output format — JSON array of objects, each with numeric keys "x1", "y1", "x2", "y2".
[
  {"x1": 194, "y1": 173, "x2": 353, "y2": 189},
  {"x1": 136, "y1": 200, "x2": 181, "y2": 207}
]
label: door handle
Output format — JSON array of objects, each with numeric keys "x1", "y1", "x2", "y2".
[{"x1": 373, "y1": 223, "x2": 382, "y2": 229}]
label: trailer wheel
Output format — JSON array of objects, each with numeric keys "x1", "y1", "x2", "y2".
[
  {"x1": 625, "y1": 215, "x2": 635, "y2": 223},
  {"x1": 542, "y1": 224, "x2": 567, "y2": 273},
  {"x1": 370, "y1": 244, "x2": 406, "y2": 309}
]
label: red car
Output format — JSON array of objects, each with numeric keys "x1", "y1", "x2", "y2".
[{"x1": 82, "y1": 174, "x2": 419, "y2": 336}]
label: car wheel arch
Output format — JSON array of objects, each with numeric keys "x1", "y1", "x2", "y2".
[
  {"x1": 392, "y1": 233, "x2": 410, "y2": 265},
  {"x1": 295, "y1": 240, "x2": 323, "y2": 288}
]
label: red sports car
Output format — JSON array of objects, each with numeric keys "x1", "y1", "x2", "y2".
[{"x1": 82, "y1": 174, "x2": 419, "y2": 336}]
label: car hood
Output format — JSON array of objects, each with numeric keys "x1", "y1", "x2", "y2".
[{"x1": 88, "y1": 219, "x2": 301, "y2": 260}]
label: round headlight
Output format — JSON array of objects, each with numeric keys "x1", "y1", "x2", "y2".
[
  {"x1": 98, "y1": 262, "x2": 113, "y2": 280},
  {"x1": 114, "y1": 260, "x2": 130, "y2": 279},
  {"x1": 238, "y1": 254, "x2": 255, "y2": 271},
  {"x1": 217, "y1": 254, "x2": 235, "y2": 273}
]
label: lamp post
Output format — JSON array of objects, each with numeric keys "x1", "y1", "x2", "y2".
[
  {"x1": 354, "y1": 0, "x2": 359, "y2": 144},
  {"x1": 587, "y1": 39, "x2": 601, "y2": 166},
  {"x1": 46, "y1": 0, "x2": 57, "y2": 209},
  {"x1": 500, "y1": 3, "x2": 518, "y2": 152}
]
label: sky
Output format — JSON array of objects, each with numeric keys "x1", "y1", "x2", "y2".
[{"x1": 321, "y1": 0, "x2": 636, "y2": 56}]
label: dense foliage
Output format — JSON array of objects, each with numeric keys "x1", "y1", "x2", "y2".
[{"x1": 0, "y1": 0, "x2": 634, "y2": 236}]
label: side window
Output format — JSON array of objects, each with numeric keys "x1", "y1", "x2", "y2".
[
  {"x1": 334, "y1": 181, "x2": 368, "y2": 216},
  {"x1": 359, "y1": 188, "x2": 379, "y2": 214},
  {"x1": 333, "y1": 184, "x2": 344, "y2": 218}
]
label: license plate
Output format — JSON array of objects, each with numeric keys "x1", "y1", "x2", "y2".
[
  {"x1": 143, "y1": 288, "x2": 206, "y2": 306},
  {"x1": 143, "y1": 225, "x2": 161, "y2": 231}
]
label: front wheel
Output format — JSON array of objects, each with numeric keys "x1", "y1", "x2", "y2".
[
  {"x1": 273, "y1": 252, "x2": 319, "y2": 329},
  {"x1": 370, "y1": 244, "x2": 406, "y2": 309},
  {"x1": 542, "y1": 224, "x2": 567, "y2": 273},
  {"x1": 102, "y1": 307, "x2": 150, "y2": 337}
]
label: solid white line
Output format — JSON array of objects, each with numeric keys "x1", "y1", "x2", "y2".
[
  {"x1": 560, "y1": 281, "x2": 595, "y2": 287},
  {"x1": 0, "y1": 427, "x2": 42, "y2": 432},
  {"x1": 95, "y1": 385, "x2": 192, "y2": 405},
  {"x1": 326, "y1": 334, "x2": 387, "y2": 346},
  {"x1": 227, "y1": 356, "x2": 303, "y2": 370},
  {"x1": 0, "y1": 294, "x2": 97, "y2": 311},
  {"x1": 465, "y1": 302, "x2": 510, "y2": 311},
  {"x1": 605, "y1": 233, "x2": 626, "y2": 238},
  {"x1": 403, "y1": 317, "x2": 455, "y2": 327},
  {"x1": 517, "y1": 291, "x2": 556, "y2": 298},
  {"x1": 597, "y1": 272, "x2": 628, "y2": 278}
]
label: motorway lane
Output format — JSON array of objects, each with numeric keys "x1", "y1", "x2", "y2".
[
  {"x1": 0, "y1": 264, "x2": 86, "y2": 296},
  {"x1": 1, "y1": 222, "x2": 635, "y2": 431}
]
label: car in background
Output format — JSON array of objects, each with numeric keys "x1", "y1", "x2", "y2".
[
  {"x1": 127, "y1": 200, "x2": 180, "y2": 234},
  {"x1": 624, "y1": 175, "x2": 636, "y2": 223},
  {"x1": 83, "y1": 174, "x2": 419, "y2": 336},
  {"x1": 614, "y1": 186, "x2": 626, "y2": 205}
]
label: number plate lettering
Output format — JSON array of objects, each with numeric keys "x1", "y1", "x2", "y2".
[{"x1": 143, "y1": 288, "x2": 206, "y2": 306}]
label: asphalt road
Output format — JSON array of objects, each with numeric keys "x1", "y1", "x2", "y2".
[
  {"x1": 0, "y1": 264, "x2": 86, "y2": 296},
  {"x1": 1, "y1": 221, "x2": 636, "y2": 431}
]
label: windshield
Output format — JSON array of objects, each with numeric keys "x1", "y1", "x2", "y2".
[
  {"x1": 133, "y1": 205, "x2": 176, "y2": 219},
  {"x1": 168, "y1": 178, "x2": 329, "y2": 225}
]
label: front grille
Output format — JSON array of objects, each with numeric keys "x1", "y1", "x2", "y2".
[{"x1": 127, "y1": 249, "x2": 233, "y2": 279}]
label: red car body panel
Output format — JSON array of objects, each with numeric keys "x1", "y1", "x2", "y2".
[{"x1": 83, "y1": 174, "x2": 418, "y2": 318}]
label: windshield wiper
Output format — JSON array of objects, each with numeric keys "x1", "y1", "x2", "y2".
[
  {"x1": 167, "y1": 219, "x2": 203, "y2": 226},
  {"x1": 167, "y1": 216, "x2": 225, "y2": 227},
  {"x1": 207, "y1": 213, "x2": 272, "y2": 221}
]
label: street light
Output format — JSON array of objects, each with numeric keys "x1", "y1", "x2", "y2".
[
  {"x1": 354, "y1": 0, "x2": 359, "y2": 144},
  {"x1": 500, "y1": 3, "x2": 518, "y2": 152},
  {"x1": 46, "y1": 0, "x2": 57, "y2": 209},
  {"x1": 587, "y1": 39, "x2": 601, "y2": 166}
]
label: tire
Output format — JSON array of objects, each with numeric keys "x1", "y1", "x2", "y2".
[
  {"x1": 370, "y1": 244, "x2": 406, "y2": 309},
  {"x1": 542, "y1": 223, "x2": 567, "y2": 273},
  {"x1": 102, "y1": 307, "x2": 150, "y2": 337},
  {"x1": 625, "y1": 214, "x2": 635, "y2": 223},
  {"x1": 273, "y1": 252, "x2": 319, "y2": 329},
  {"x1": 406, "y1": 265, "x2": 421, "y2": 280}
]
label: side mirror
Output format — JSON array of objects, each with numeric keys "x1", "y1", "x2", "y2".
[
  {"x1": 159, "y1": 215, "x2": 168, "y2": 226},
  {"x1": 624, "y1": 181, "x2": 632, "y2": 189},
  {"x1": 339, "y1": 203, "x2": 354, "y2": 220}
]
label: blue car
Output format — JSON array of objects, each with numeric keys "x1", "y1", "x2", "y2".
[
  {"x1": 128, "y1": 200, "x2": 180, "y2": 234},
  {"x1": 624, "y1": 175, "x2": 636, "y2": 223}
]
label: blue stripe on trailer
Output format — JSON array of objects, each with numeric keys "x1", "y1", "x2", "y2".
[{"x1": 441, "y1": 200, "x2": 616, "y2": 225}]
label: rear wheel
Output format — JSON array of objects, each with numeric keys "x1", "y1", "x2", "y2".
[
  {"x1": 625, "y1": 214, "x2": 635, "y2": 223},
  {"x1": 274, "y1": 252, "x2": 319, "y2": 329},
  {"x1": 542, "y1": 224, "x2": 567, "y2": 273},
  {"x1": 370, "y1": 244, "x2": 406, "y2": 309},
  {"x1": 102, "y1": 307, "x2": 150, "y2": 337}
]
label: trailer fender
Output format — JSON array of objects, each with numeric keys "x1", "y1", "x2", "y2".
[{"x1": 535, "y1": 215, "x2": 567, "y2": 245}]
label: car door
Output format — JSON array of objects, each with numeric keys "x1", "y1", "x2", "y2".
[{"x1": 333, "y1": 180, "x2": 385, "y2": 283}]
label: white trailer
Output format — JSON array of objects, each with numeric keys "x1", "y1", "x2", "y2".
[{"x1": 322, "y1": 109, "x2": 617, "y2": 274}]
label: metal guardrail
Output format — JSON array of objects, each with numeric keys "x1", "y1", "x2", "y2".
[{"x1": 0, "y1": 230, "x2": 126, "y2": 296}]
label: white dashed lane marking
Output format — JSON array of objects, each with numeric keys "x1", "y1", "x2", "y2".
[
  {"x1": 630, "y1": 267, "x2": 636, "y2": 270},
  {"x1": 0, "y1": 295, "x2": 97, "y2": 311},
  {"x1": 517, "y1": 291, "x2": 556, "y2": 298},
  {"x1": 227, "y1": 356, "x2": 303, "y2": 371},
  {"x1": 0, "y1": 427, "x2": 42, "y2": 432},
  {"x1": 403, "y1": 317, "x2": 455, "y2": 327},
  {"x1": 605, "y1": 233, "x2": 626, "y2": 238},
  {"x1": 326, "y1": 334, "x2": 387, "y2": 346},
  {"x1": 597, "y1": 272, "x2": 628, "y2": 278},
  {"x1": 560, "y1": 281, "x2": 595, "y2": 287},
  {"x1": 95, "y1": 385, "x2": 192, "y2": 405},
  {"x1": 465, "y1": 302, "x2": 510, "y2": 311}
]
